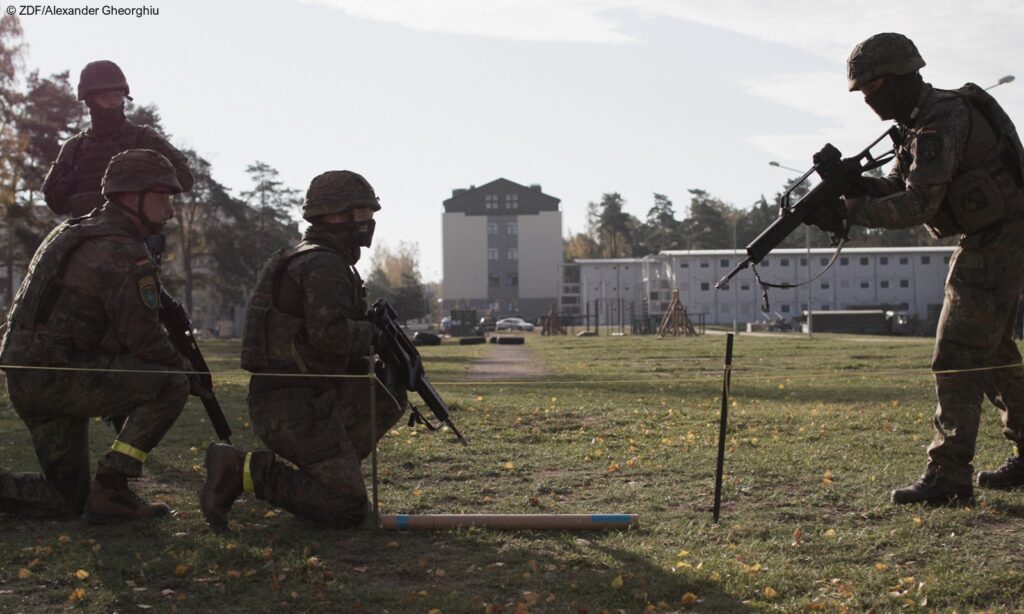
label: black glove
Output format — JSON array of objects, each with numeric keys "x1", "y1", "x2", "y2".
[{"x1": 803, "y1": 198, "x2": 847, "y2": 235}]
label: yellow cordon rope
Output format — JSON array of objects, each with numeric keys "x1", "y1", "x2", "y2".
[{"x1": 243, "y1": 452, "x2": 254, "y2": 494}]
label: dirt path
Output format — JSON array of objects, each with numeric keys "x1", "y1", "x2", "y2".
[{"x1": 466, "y1": 339, "x2": 555, "y2": 381}]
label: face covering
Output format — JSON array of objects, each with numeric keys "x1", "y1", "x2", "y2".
[
  {"x1": 352, "y1": 219, "x2": 376, "y2": 248},
  {"x1": 87, "y1": 100, "x2": 126, "y2": 134},
  {"x1": 865, "y1": 73, "x2": 924, "y2": 124}
]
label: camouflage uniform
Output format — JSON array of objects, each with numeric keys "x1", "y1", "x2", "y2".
[
  {"x1": 41, "y1": 60, "x2": 193, "y2": 218},
  {"x1": 845, "y1": 40, "x2": 1024, "y2": 489},
  {"x1": 201, "y1": 171, "x2": 406, "y2": 531},
  {"x1": 0, "y1": 204, "x2": 189, "y2": 517}
]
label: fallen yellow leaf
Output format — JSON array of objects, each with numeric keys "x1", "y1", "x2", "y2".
[
  {"x1": 610, "y1": 575, "x2": 624, "y2": 589},
  {"x1": 607, "y1": 463, "x2": 620, "y2": 473},
  {"x1": 824, "y1": 528, "x2": 837, "y2": 538},
  {"x1": 174, "y1": 564, "x2": 190, "y2": 577},
  {"x1": 763, "y1": 586, "x2": 779, "y2": 599},
  {"x1": 74, "y1": 569, "x2": 90, "y2": 580},
  {"x1": 17, "y1": 569, "x2": 31, "y2": 579},
  {"x1": 677, "y1": 550, "x2": 689, "y2": 558},
  {"x1": 264, "y1": 510, "x2": 279, "y2": 519},
  {"x1": 912, "y1": 517, "x2": 922, "y2": 525},
  {"x1": 874, "y1": 563, "x2": 888, "y2": 571},
  {"x1": 226, "y1": 570, "x2": 242, "y2": 578},
  {"x1": 68, "y1": 588, "x2": 86, "y2": 603},
  {"x1": 57, "y1": 535, "x2": 71, "y2": 544},
  {"x1": 680, "y1": 592, "x2": 699, "y2": 605}
]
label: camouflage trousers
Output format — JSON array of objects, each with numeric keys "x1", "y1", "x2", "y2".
[
  {"x1": 246, "y1": 374, "x2": 407, "y2": 528},
  {"x1": 1, "y1": 354, "x2": 188, "y2": 517},
  {"x1": 929, "y1": 221, "x2": 1024, "y2": 484}
]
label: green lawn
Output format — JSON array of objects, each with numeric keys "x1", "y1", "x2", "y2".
[{"x1": 0, "y1": 333, "x2": 1022, "y2": 612}]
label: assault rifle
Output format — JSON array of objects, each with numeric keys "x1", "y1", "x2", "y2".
[
  {"x1": 715, "y1": 126, "x2": 901, "y2": 290},
  {"x1": 144, "y1": 233, "x2": 232, "y2": 443},
  {"x1": 369, "y1": 298, "x2": 468, "y2": 445},
  {"x1": 160, "y1": 289, "x2": 233, "y2": 443}
]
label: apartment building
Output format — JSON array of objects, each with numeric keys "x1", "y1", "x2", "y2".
[{"x1": 441, "y1": 178, "x2": 562, "y2": 319}]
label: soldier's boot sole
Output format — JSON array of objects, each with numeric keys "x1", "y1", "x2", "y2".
[
  {"x1": 891, "y1": 486, "x2": 975, "y2": 507},
  {"x1": 82, "y1": 490, "x2": 171, "y2": 524},
  {"x1": 200, "y1": 443, "x2": 246, "y2": 533}
]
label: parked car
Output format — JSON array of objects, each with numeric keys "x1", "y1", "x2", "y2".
[
  {"x1": 495, "y1": 317, "x2": 535, "y2": 332},
  {"x1": 479, "y1": 316, "x2": 496, "y2": 332}
]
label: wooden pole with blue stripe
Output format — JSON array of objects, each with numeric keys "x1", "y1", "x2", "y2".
[{"x1": 380, "y1": 514, "x2": 638, "y2": 531}]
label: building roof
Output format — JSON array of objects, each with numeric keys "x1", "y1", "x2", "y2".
[
  {"x1": 659, "y1": 246, "x2": 956, "y2": 257},
  {"x1": 443, "y1": 177, "x2": 560, "y2": 213}
]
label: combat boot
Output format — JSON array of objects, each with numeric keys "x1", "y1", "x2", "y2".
[
  {"x1": 977, "y1": 453, "x2": 1024, "y2": 490},
  {"x1": 83, "y1": 469, "x2": 170, "y2": 523},
  {"x1": 891, "y1": 469, "x2": 974, "y2": 507},
  {"x1": 200, "y1": 443, "x2": 246, "y2": 533}
]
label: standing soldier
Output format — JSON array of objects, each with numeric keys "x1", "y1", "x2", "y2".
[
  {"x1": 41, "y1": 60, "x2": 193, "y2": 218},
  {"x1": 0, "y1": 150, "x2": 201, "y2": 521},
  {"x1": 807, "y1": 33, "x2": 1024, "y2": 504},
  {"x1": 200, "y1": 170, "x2": 407, "y2": 532}
]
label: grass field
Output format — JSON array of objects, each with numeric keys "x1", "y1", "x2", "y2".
[{"x1": 0, "y1": 332, "x2": 1022, "y2": 612}]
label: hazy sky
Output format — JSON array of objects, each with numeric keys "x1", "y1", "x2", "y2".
[{"x1": 17, "y1": 0, "x2": 1024, "y2": 280}]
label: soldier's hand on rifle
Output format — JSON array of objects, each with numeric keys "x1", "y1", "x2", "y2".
[
  {"x1": 371, "y1": 327, "x2": 391, "y2": 354},
  {"x1": 803, "y1": 197, "x2": 847, "y2": 235}
]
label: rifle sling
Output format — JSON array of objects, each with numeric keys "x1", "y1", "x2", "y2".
[{"x1": 750, "y1": 239, "x2": 847, "y2": 313}]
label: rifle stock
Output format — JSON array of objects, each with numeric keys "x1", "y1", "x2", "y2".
[{"x1": 370, "y1": 298, "x2": 468, "y2": 445}]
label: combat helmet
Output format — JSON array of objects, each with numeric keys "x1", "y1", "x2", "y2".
[
  {"x1": 847, "y1": 33, "x2": 925, "y2": 91},
  {"x1": 302, "y1": 170, "x2": 381, "y2": 222},
  {"x1": 78, "y1": 60, "x2": 132, "y2": 101},
  {"x1": 101, "y1": 149, "x2": 182, "y2": 196}
]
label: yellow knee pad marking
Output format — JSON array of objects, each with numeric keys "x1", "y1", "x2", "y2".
[
  {"x1": 111, "y1": 440, "x2": 147, "y2": 463},
  {"x1": 243, "y1": 452, "x2": 254, "y2": 494}
]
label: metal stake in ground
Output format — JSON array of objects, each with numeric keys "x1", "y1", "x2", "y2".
[
  {"x1": 369, "y1": 347, "x2": 379, "y2": 521},
  {"x1": 713, "y1": 333, "x2": 735, "y2": 523}
]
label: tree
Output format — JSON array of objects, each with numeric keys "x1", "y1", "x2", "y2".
[
  {"x1": 680, "y1": 189, "x2": 732, "y2": 249},
  {"x1": 564, "y1": 231, "x2": 599, "y2": 261},
  {"x1": 638, "y1": 192, "x2": 682, "y2": 253},
  {"x1": 592, "y1": 192, "x2": 640, "y2": 257},
  {"x1": 366, "y1": 241, "x2": 429, "y2": 322},
  {"x1": 239, "y1": 161, "x2": 301, "y2": 283}
]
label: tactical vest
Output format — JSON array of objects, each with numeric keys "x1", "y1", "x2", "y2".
[
  {"x1": 0, "y1": 215, "x2": 132, "y2": 368},
  {"x1": 922, "y1": 84, "x2": 1024, "y2": 237},
  {"x1": 241, "y1": 243, "x2": 367, "y2": 375},
  {"x1": 67, "y1": 123, "x2": 149, "y2": 206}
]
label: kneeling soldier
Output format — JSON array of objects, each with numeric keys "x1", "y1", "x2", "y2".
[
  {"x1": 0, "y1": 150, "x2": 194, "y2": 521},
  {"x1": 201, "y1": 170, "x2": 407, "y2": 531}
]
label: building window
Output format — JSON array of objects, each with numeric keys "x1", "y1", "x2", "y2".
[
  {"x1": 489, "y1": 273, "x2": 500, "y2": 287},
  {"x1": 700, "y1": 282, "x2": 710, "y2": 291},
  {"x1": 821, "y1": 281, "x2": 830, "y2": 289},
  {"x1": 485, "y1": 194, "x2": 498, "y2": 210},
  {"x1": 505, "y1": 194, "x2": 519, "y2": 209},
  {"x1": 680, "y1": 261, "x2": 689, "y2": 268},
  {"x1": 720, "y1": 259, "x2": 730, "y2": 267},
  {"x1": 740, "y1": 283, "x2": 750, "y2": 291},
  {"x1": 860, "y1": 281, "x2": 870, "y2": 289},
  {"x1": 762, "y1": 259, "x2": 770, "y2": 267},
  {"x1": 563, "y1": 296, "x2": 579, "y2": 305},
  {"x1": 922, "y1": 256, "x2": 930, "y2": 264},
  {"x1": 488, "y1": 248, "x2": 498, "y2": 261},
  {"x1": 880, "y1": 280, "x2": 889, "y2": 288},
  {"x1": 506, "y1": 223, "x2": 517, "y2": 236},
  {"x1": 487, "y1": 223, "x2": 497, "y2": 236},
  {"x1": 821, "y1": 305, "x2": 831, "y2": 311},
  {"x1": 781, "y1": 304, "x2": 790, "y2": 313},
  {"x1": 900, "y1": 257, "x2": 908, "y2": 265},
  {"x1": 860, "y1": 257, "x2": 869, "y2": 265},
  {"x1": 780, "y1": 258, "x2": 790, "y2": 267},
  {"x1": 650, "y1": 291, "x2": 659, "y2": 301},
  {"x1": 700, "y1": 261, "x2": 709, "y2": 268},
  {"x1": 880, "y1": 256, "x2": 889, "y2": 265},
  {"x1": 507, "y1": 248, "x2": 518, "y2": 260},
  {"x1": 900, "y1": 279, "x2": 909, "y2": 288},
  {"x1": 820, "y1": 257, "x2": 828, "y2": 266},
  {"x1": 800, "y1": 257, "x2": 807, "y2": 266},
  {"x1": 507, "y1": 273, "x2": 518, "y2": 287},
  {"x1": 720, "y1": 283, "x2": 729, "y2": 290},
  {"x1": 840, "y1": 257, "x2": 849, "y2": 265},
  {"x1": 943, "y1": 256, "x2": 950, "y2": 264}
]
